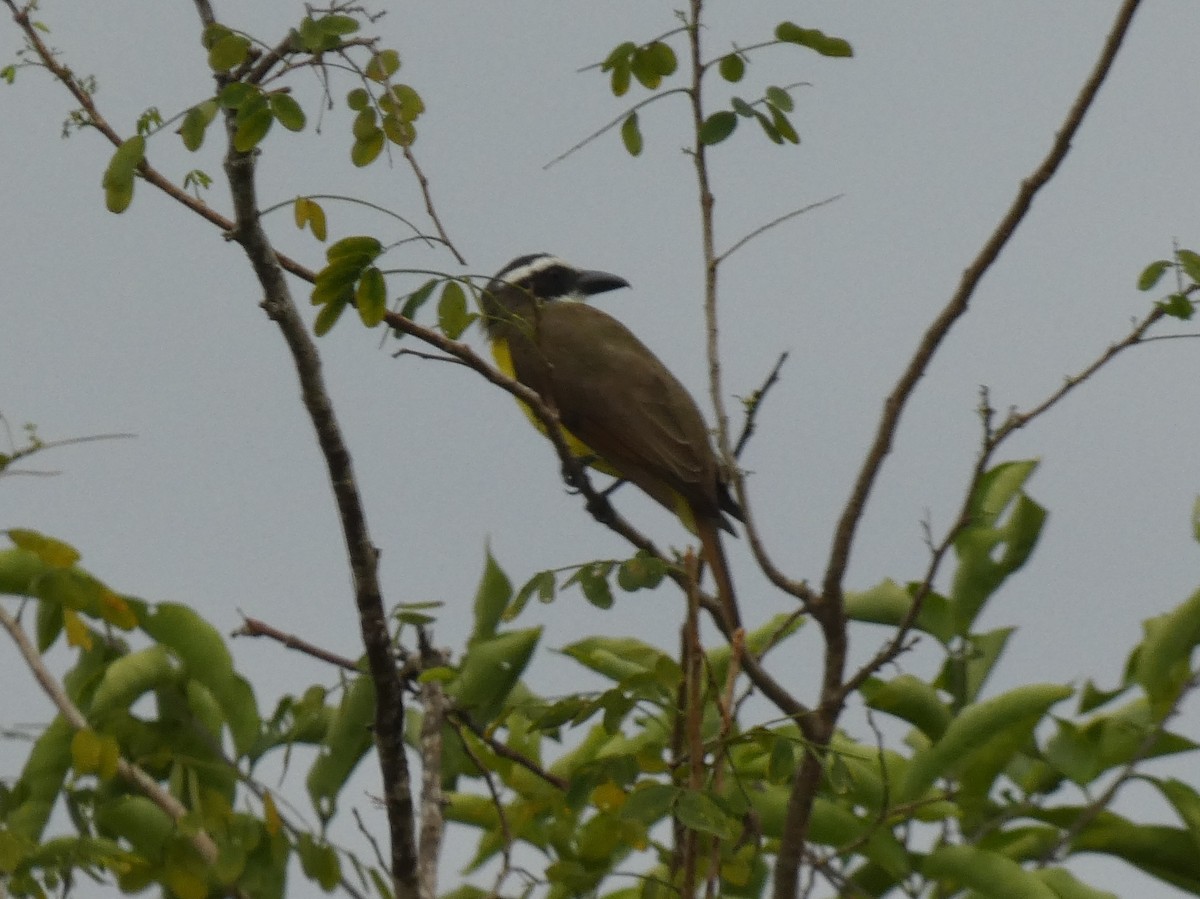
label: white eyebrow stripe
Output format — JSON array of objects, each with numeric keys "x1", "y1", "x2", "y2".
[{"x1": 497, "y1": 255, "x2": 568, "y2": 286}]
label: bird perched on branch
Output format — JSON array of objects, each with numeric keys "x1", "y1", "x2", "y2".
[{"x1": 481, "y1": 253, "x2": 742, "y2": 631}]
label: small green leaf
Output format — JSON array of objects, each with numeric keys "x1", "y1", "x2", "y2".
[
  {"x1": 233, "y1": 100, "x2": 273, "y2": 152},
  {"x1": 326, "y1": 235, "x2": 383, "y2": 262},
  {"x1": 1137, "y1": 259, "x2": 1172, "y2": 291},
  {"x1": 218, "y1": 81, "x2": 257, "y2": 109},
  {"x1": 610, "y1": 62, "x2": 631, "y2": 97},
  {"x1": 399, "y1": 279, "x2": 437, "y2": 320},
  {"x1": 365, "y1": 49, "x2": 401, "y2": 82},
  {"x1": 293, "y1": 197, "x2": 328, "y2": 241},
  {"x1": 317, "y1": 14, "x2": 360, "y2": 36},
  {"x1": 775, "y1": 22, "x2": 854, "y2": 58},
  {"x1": 699, "y1": 111, "x2": 737, "y2": 145},
  {"x1": 437, "y1": 281, "x2": 471, "y2": 339},
  {"x1": 616, "y1": 552, "x2": 665, "y2": 591},
  {"x1": 578, "y1": 563, "x2": 614, "y2": 609},
  {"x1": 313, "y1": 298, "x2": 347, "y2": 336},
  {"x1": 387, "y1": 84, "x2": 425, "y2": 122},
  {"x1": 765, "y1": 85, "x2": 794, "y2": 112},
  {"x1": 268, "y1": 92, "x2": 306, "y2": 131},
  {"x1": 644, "y1": 41, "x2": 677, "y2": 76},
  {"x1": 675, "y1": 790, "x2": 738, "y2": 839},
  {"x1": 101, "y1": 135, "x2": 146, "y2": 214},
  {"x1": 620, "y1": 112, "x2": 643, "y2": 157},
  {"x1": 1157, "y1": 293, "x2": 1194, "y2": 320},
  {"x1": 179, "y1": 101, "x2": 218, "y2": 151},
  {"x1": 471, "y1": 549, "x2": 512, "y2": 642},
  {"x1": 1178, "y1": 249, "x2": 1200, "y2": 284},
  {"x1": 450, "y1": 628, "x2": 542, "y2": 722},
  {"x1": 346, "y1": 88, "x2": 370, "y2": 111},
  {"x1": 382, "y1": 114, "x2": 416, "y2": 147},
  {"x1": 207, "y1": 33, "x2": 250, "y2": 72},
  {"x1": 630, "y1": 46, "x2": 662, "y2": 90},
  {"x1": 351, "y1": 130, "x2": 385, "y2": 167},
  {"x1": 754, "y1": 109, "x2": 784, "y2": 144},
  {"x1": 507, "y1": 570, "x2": 556, "y2": 621},
  {"x1": 356, "y1": 267, "x2": 387, "y2": 327},
  {"x1": 718, "y1": 54, "x2": 745, "y2": 83},
  {"x1": 770, "y1": 106, "x2": 799, "y2": 144}
]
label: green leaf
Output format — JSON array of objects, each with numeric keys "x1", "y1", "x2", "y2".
[
  {"x1": 765, "y1": 85, "x2": 794, "y2": 112},
  {"x1": 326, "y1": 235, "x2": 383, "y2": 262},
  {"x1": 437, "y1": 281, "x2": 471, "y2": 339},
  {"x1": 355, "y1": 266, "x2": 387, "y2": 327},
  {"x1": 1135, "y1": 587, "x2": 1200, "y2": 704},
  {"x1": 610, "y1": 62, "x2": 631, "y2": 97},
  {"x1": 386, "y1": 84, "x2": 425, "y2": 122},
  {"x1": 643, "y1": 41, "x2": 677, "y2": 76},
  {"x1": 675, "y1": 790, "x2": 738, "y2": 839},
  {"x1": 578, "y1": 562, "x2": 614, "y2": 609},
  {"x1": 313, "y1": 298, "x2": 348, "y2": 335},
  {"x1": 399, "y1": 279, "x2": 437, "y2": 320},
  {"x1": 844, "y1": 578, "x2": 955, "y2": 643},
  {"x1": 351, "y1": 129, "x2": 385, "y2": 167},
  {"x1": 718, "y1": 53, "x2": 745, "y2": 83},
  {"x1": 296, "y1": 833, "x2": 341, "y2": 891},
  {"x1": 471, "y1": 549, "x2": 512, "y2": 642},
  {"x1": 293, "y1": 196, "x2": 328, "y2": 241},
  {"x1": 179, "y1": 100, "x2": 218, "y2": 151},
  {"x1": 1151, "y1": 777, "x2": 1200, "y2": 853},
  {"x1": 317, "y1": 14, "x2": 359, "y2": 36},
  {"x1": 382, "y1": 114, "x2": 416, "y2": 147},
  {"x1": 506, "y1": 570, "x2": 556, "y2": 621},
  {"x1": 207, "y1": 33, "x2": 250, "y2": 72},
  {"x1": 775, "y1": 22, "x2": 854, "y2": 57},
  {"x1": 770, "y1": 106, "x2": 799, "y2": 144},
  {"x1": 346, "y1": 87, "x2": 370, "y2": 111},
  {"x1": 561, "y1": 636, "x2": 672, "y2": 684},
  {"x1": 365, "y1": 49, "x2": 401, "y2": 82},
  {"x1": 95, "y1": 795, "x2": 175, "y2": 859},
  {"x1": 861, "y1": 674, "x2": 952, "y2": 740},
  {"x1": 936, "y1": 626, "x2": 1015, "y2": 706},
  {"x1": 306, "y1": 675, "x2": 375, "y2": 820},
  {"x1": 1066, "y1": 810, "x2": 1200, "y2": 893},
  {"x1": 950, "y1": 460, "x2": 1046, "y2": 634},
  {"x1": 352, "y1": 107, "x2": 378, "y2": 139},
  {"x1": 616, "y1": 551, "x2": 666, "y2": 591},
  {"x1": 699, "y1": 111, "x2": 738, "y2": 145},
  {"x1": 88, "y1": 645, "x2": 176, "y2": 719},
  {"x1": 7, "y1": 715, "x2": 72, "y2": 839},
  {"x1": 101, "y1": 135, "x2": 145, "y2": 214},
  {"x1": 1157, "y1": 292, "x2": 1194, "y2": 320},
  {"x1": 233, "y1": 99, "x2": 273, "y2": 152},
  {"x1": 1137, "y1": 259, "x2": 1172, "y2": 291},
  {"x1": 268, "y1": 92, "x2": 306, "y2": 131},
  {"x1": 753, "y1": 109, "x2": 784, "y2": 144},
  {"x1": 620, "y1": 112, "x2": 643, "y2": 157},
  {"x1": 1177, "y1": 249, "x2": 1200, "y2": 284},
  {"x1": 898, "y1": 683, "x2": 1072, "y2": 802},
  {"x1": 923, "y1": 845, "x2": 1056, "y2": 898},
  {"x1": 630, "y1": 46, "x2": 662, "y2": 90},
  {"x1": 449, "y1": 628, "x2": 541, "y2": 722}
]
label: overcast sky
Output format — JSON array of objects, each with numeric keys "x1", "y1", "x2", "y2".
[{"x1": 4, "y1": 3, "x2": 1199, "y2": 896}]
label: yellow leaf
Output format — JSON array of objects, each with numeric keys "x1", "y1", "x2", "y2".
[
  {"x1": 263, "y1": 790, "x2": 283, "y2": 836},
  {"x1": 591, "y1": 780, "x2": 626, "y2": 812},
  {"x1": 101, "y1": 590, "x2": 138, "y2": 629},
  {"x1": 64, "y1": 608, "x2": 93, "y2": 649}
]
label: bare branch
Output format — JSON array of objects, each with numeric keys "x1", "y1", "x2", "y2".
[
  {"x1": 716, "y1": 194, "x2": 842, "y2": 265},
  {"x1": 820, "y1": 0, "x2": 1145, "y2": 609}
]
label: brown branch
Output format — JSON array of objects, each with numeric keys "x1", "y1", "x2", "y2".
[
  {"x1": 820, "y1": 0, "x2": 1145, "y2": 609},
  {"x1": 774, "y1": 3, "x2": 1146, "y2": 897},
  {"x1": 234, "y1": 615, "x2": 361, "y2": 670}
]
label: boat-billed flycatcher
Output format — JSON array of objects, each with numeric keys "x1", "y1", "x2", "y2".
[{"x1": 481, "y1": 253, "x2": 742, "y2": 631}]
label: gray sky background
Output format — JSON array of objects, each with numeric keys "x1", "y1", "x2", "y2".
[{"x1": 4, "y1": 2, "x2": 1200, "y2": 896}]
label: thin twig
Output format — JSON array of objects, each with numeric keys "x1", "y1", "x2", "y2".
[
  {"x1": 234, "y1": 615, "x2": 361, "y2": 671},
  {"x1": 716, "y1": 194, "x2": 842, "y2": 265},
  {"x1": 733, "y1": 351, "x2": 788, "y2": 459},
  {"x1": 543, "y1": 89, "x2": 689, "y2": 170},
  {"x1": 455, "y1": 728, "x2": 516, "y2": 899}
]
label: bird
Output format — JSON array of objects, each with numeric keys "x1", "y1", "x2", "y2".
[{"x1": 481, "y1": 252, "x2": 742, "y2": 631}]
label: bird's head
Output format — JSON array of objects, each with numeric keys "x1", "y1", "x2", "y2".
[{"x1": 481, "y1": 253, "x2": 629, "y2": 335}]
